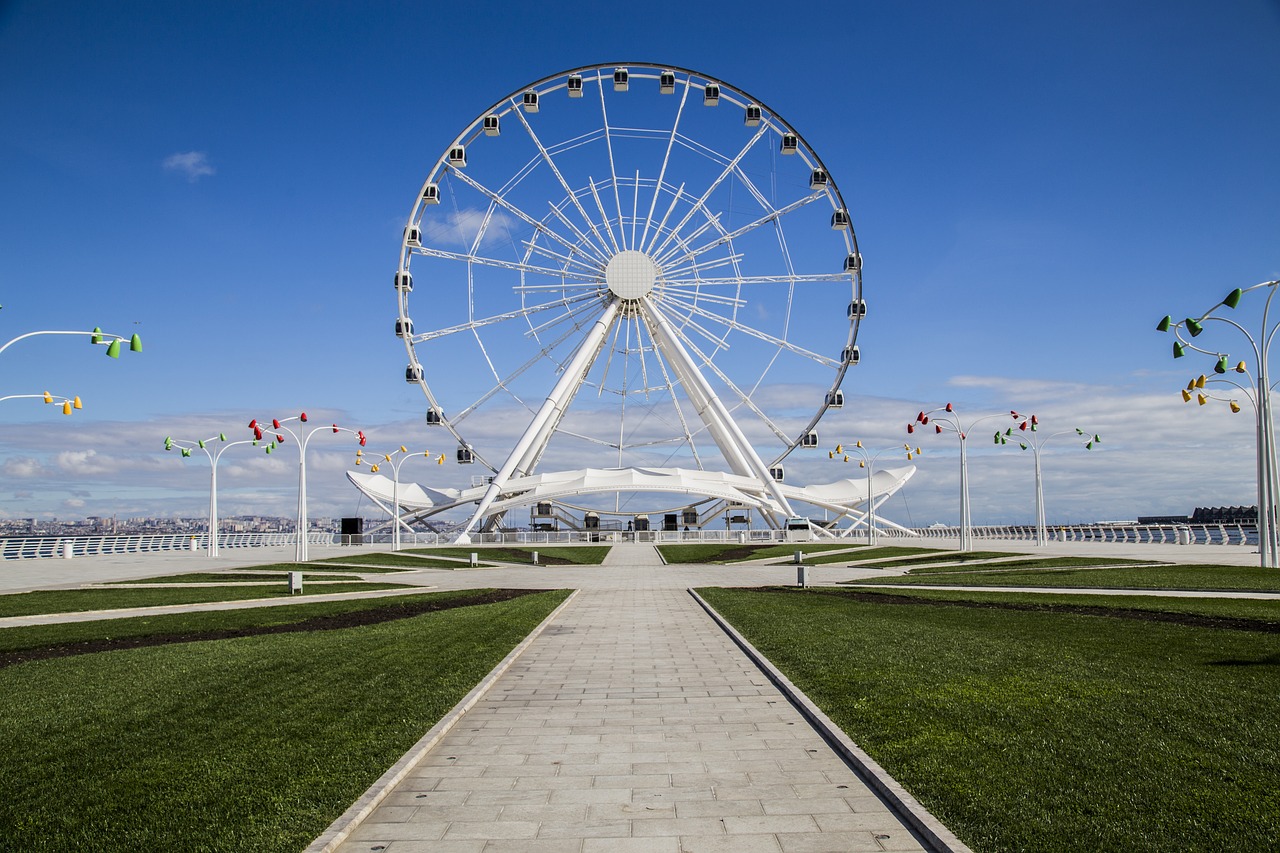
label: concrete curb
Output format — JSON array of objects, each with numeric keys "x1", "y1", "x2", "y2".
[
  {"x1": 304, "y1": 588, "x2": 580, "y2": 853},
  {"x1": 688, "y1": 588, "x2": 975, "y2": 853}
]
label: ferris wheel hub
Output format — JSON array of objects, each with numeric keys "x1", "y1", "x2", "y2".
[{"x1": 604, "y1": 250, "x2": 659, "y2": 301}]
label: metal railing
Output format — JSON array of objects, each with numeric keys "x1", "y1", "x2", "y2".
[
  {"x1": 2, "y1": 522, "x2": 1259, "y2": 560},
  {"x1": 0, "y1": 532, "x2": 342, "y2": 561}
]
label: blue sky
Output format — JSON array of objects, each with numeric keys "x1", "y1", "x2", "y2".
[{"x1": 1, "y1": 1, "x2": 1278, "y2": 527}]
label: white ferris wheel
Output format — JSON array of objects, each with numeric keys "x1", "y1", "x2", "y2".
[{"x1": 393, "y1": 63, "x2": 870, "y2": 541}]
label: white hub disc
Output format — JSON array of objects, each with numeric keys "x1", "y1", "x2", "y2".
[{"x1": 605, "y1": 250, "x2": 658, "y2": 300}]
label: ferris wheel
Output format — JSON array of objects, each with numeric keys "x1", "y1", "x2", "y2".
[{"x1": 395, "y1": 63, "x2": 864, "y2": 538}]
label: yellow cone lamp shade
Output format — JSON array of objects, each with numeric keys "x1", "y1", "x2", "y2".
[
  {"x1": 858, "y1": 460, "x2": 865, "y2": 468},
  {"x1": 61, "y1": 401, "x2": 72, "y2": 415},
  {"x1": 1181, "y1": 389, "x2": 1192, "y2": 402},
  {"x1": 1197, "y1": 394, "x2": 1208, "y2": 405},
  {"x1": 42, "y1": 391, "x2": 53, "y2": 403},
  {"x1": 1236, "y1": 361, "x2": 1247, "y2": 374},
  {"x1": 1230, "y1": 401, "x2": 1242, "y2": 413},
  {"x1": 400, "y1": 445, "x2": 408, "y2": 454},
  {"x1": 1195, "y1": 375, "x2": 1207, "y2": 388}
]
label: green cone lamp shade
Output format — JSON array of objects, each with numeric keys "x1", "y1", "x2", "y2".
[
  {"x1": 1156, "y1": 315, "x2": 1172, "y2": 332},
  {"x1": 1223, "y1": 288, "x2": 1243, "y2": 309},
  {"x1": 1185, "y1": 318, "x2": 1204, "y2": 337},
  {"x1": 105, "y1": 339, "x2": 120, "y2": 358},
  {"x1": 1174, "y1": 341, "x2": 1186, "y2": 358}
]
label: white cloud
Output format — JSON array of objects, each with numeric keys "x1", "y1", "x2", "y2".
[{"x1": 163, "y1": 151, "x2": 215, "y2": 182}]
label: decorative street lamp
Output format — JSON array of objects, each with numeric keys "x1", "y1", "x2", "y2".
[
  {"x1": 994, "y1": 413, "x2": 1099, "y2": 547},
  {"x1": 354, "y1": 445, "x2": 443, "y2": 551},
  {"x1": 248, "y1": 413, "x2": 366, "y2": 562},
  {"x1": 0, "y1": 326, "x2": 142, "y2": 359},
  {"x1": 0, "y1": 392, "x2": 82, "y2": 415},
  {"x1": 1157, "y1": 279, "x2": 1280, "y2": 568},
  {"x1": 909, "y1": 403, "x2": 1013, "y2": 552},
  {"x1": 828, "y1": 440, "x2": 919, "y2": 544},
  {"x1": 164, "y1": 431, "x2": 261, "y2": 557}
]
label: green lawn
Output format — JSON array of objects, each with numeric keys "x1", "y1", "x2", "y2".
[
  {"x1": 312, "y1": 553, "x2": 489, "y2": 569},
  {"x1": 0, "y1": 588, "x2": 570, "y2": 852},
  {"x1": 0, "y1": 583, "x2": 416, "y2": 618},
  {"x1": 849, "y1": 562, "x2": 1280, "y2": 591},
  {"x1": 698, "y1": 586, "x2": 1280, "y2": 853},
  {"x1": 113, "y1": 572, "x2": 357, "y2": 584}
]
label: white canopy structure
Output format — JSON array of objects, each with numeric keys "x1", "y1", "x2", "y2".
[{"x1": 347, "y1": 464, "x2": 916, "y2": 538}]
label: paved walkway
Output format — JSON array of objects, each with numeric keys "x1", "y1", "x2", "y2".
[{"x1": 331, "y1": 584, "x2": 932, "y2": 853}]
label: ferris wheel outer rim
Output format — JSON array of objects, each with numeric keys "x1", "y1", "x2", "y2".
[{"x1": 396, "y1": 62, "x2": 863, "y2": 474}]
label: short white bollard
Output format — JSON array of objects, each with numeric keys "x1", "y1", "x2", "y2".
[
  {"x1": 288, "y1": 571, "x2": 303, "y2": 595},
  {"x1": 531, "y1": 550, "x2": 539, "y2": 565},
  {"x1": 470, "y1": 552, "x2": 479, "y2": 567},
  {"x1": 797, "y1": 564, "x2": 809, "y2": 588},
  {"x1": 61, "y1": 540, "x2": 74, "y2": 560},
  {"x1": 190, "y1": 536, "x2": 198, "y2": 552}
]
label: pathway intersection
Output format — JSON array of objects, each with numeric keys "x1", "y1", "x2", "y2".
[{"x1": 3, "y1": 538, "x2": 1272, "y2": 851}]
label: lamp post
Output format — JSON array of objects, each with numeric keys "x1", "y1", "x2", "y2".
[
  {"x1": 0, "y1": 327, "x2": 142, "y2": 359},
  {"x1": 909, "y1": 403, "x2": 1011, "y2": 552},
  {"x1": 829, "y1": 440, "x2": 919, "y2": 544},
  {"x1": 1157, "y1": 279, "x2": 1280, "y2": 568},
  {"x1": 248, "y1": 414, "x2": 366, "y2": 562},
  {"x1": 164, "y1": 431, "x2": 261, "y2": 557},
  {"x1": 0, "y1": 392, "x2": 82, "y2": 415},
  {"x1": 993, "y1": 414, "x2": 1099, "y2": 547},
  {"x1": 355, "y1": 445, "x2": 443, "y2": 551}
]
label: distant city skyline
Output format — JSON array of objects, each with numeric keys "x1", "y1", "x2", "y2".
[{"x1": 1, "y1": 1, "x2": 1278, "y2": 528}]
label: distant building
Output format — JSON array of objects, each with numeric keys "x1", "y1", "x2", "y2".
[{"x1": 1138, "y1": 506, "x2": 1257, "y2": 525}]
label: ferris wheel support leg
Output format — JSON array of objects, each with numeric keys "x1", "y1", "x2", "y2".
[
  {"x1": 456, "y1": 299, "x2": 621, "y2": 543},
  {"x1": 642, "y1": 301, "x2": 797, "y2": 523}
]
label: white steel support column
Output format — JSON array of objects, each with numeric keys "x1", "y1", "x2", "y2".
[
  {"x1": 457, "y1": 298, "x2": 621, "y2": 541},
  {"x1": 642, "y1": 300, "x2": 797, "y2": 523}
]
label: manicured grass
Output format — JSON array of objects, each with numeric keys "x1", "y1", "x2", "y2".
[
  {"x1": 699, "y1": 586, "x2": 1280, "y2": 853},
  {"x1": 0, "y1": 589, "x2": 482, "y2": 655},
  {"x1": 0, "y1": 588, "x2": 571, "y2": 852},
  {"x1": 313, "y1": 553, "x2": 487, "y2": 569},
  {"x1": 897, "y1": 555, "x2": 1160, "y2": 573},
  {"x1": 114, "y1": 572, "x2": 357, "y2": 584},
  {"x1": 850, "y1": 562, "x2": 1280, "y2": 591},
  {"x1": 0, "y1": 583, "x2": 415, "y2": 617},
  {"x1": 827, "y1": 586, "x2": 1280, "y2": 627}
]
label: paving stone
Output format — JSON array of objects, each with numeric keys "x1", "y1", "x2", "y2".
[{"x1": 331, "y1": 578, "x2": 933, "y2": 852}]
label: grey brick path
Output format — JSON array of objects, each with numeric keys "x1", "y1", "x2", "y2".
[{"x1": 332, "y1": 582, "x2": 928, "y2": 853}]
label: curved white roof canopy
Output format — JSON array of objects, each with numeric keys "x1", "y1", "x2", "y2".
[{"x1": 346, "y1": 465, "x2": 915, "y2": 530}]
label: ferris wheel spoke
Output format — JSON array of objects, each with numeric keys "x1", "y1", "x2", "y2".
[
  {"x1": 652, "y1": 294, "x2": 732, "y2": 354},
  {"x1": 659, "y1": 252, "x2": 745, "y2": 282},
  {"x1": 588, "y1": 178, "x2": 622, "y2": 254},
  {"x1": 655, "y1": 291, "x2": 839, "y2": 368},
  {"x1": 413, "y1": 245, "x2": 600, "y2": 283},
  {"x1": 640, "y1": 78, "x2": 694, "y2": 251},
  {"x1": 451, "y1": 314, "x2": 599, "y2": 424},
  {"x1": 411, "y1": 291, "x2": 603, "y2": 344},
  {"x1": 647, "y1": 122, "x2": 771, "y2": 258},
  {"x1": 656, "y1": 193, "x2": 823, "y2": 270},
  {"x1": 644, "y1": 181, "x2": 686, "y2": 258},
  {"x1": 522, "y1": 291, "x2": 609, "y2": 339},
  {"x1": 444, "y1": 167, "x2": 605, "y2": 272},
  {"x1": 646, "y1": 333, "x2": 705, "y2": 469},
  {"x1": 659, "y1": 316, "x2": 795, "y2": 446},
  {"x1": 595, "y1": 310, "x2": 628, "y2": 399},
  {"x1": 652, "y1": 214, "x2": 725, "y2": 269},
  {"x1": 508, "y1": 100, "x2": 615, "y2": 260},
  {"x1": 546, "y1": 201, "x2": 612, "y2": 266},
  {"x1": 521, "y1": 239, "x2": 606, "y2": 277},
  {"x1": 594, "y1": 77, "x2": 629, "y2": 252},
  {"x1": 660, "y1": 286, "x2": 746, "y2": 308},
  {"x1": 664, "y1": 272, "x2": 847, "y2": 288}
]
